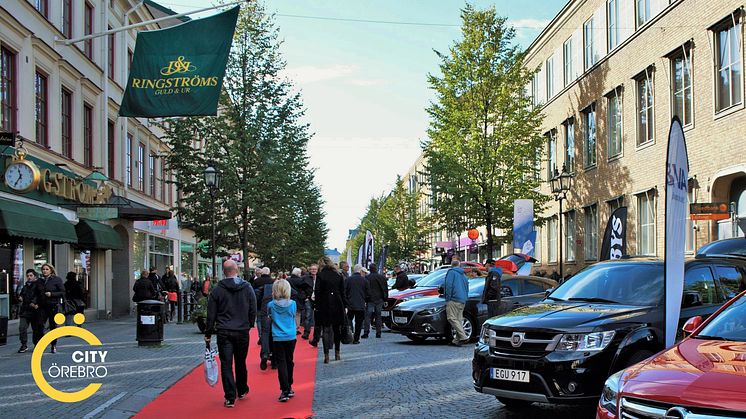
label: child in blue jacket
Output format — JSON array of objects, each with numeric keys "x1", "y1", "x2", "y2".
[{"x1": 268, "y1": 279, "x2": 297, "y2": 402}]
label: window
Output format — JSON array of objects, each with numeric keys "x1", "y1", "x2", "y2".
[
  {"x1": 160, "y1": 158, "x2": 166, "y2": 200},
  {"x1": 83, "y1": 104, "x2": 93, "y2": 167},
  {"x1": 0, "y1": 47, "x2": 16, "y2": 132},
  {"x1": 716, "y1": 265, "x2": 744, "y2": 299},
  {"x1": 636, "y1": 70, "x2": 655, "y2": 145},
  {"x1": 563, "y1": 38, "x2": 573, "y2": 86},
  {"x1": 671, "y1": 48, "x2": 693, "y2": 126},
  {"x1": 682, "y1": 266, "x2": 717, "y2": 307},
  {"x1": 62, "y1": 0, "x2": 72, "y2": 38},
  {"x1": 138, "y1": 143, "x2": 145, "y2": 192},
  {"x1": 607, "y1": 89, "x2": 623, "y2": 158},
  {"x1": 523, "y1": 280, "x2": 551, "y2": 294},
  {"x1": 715, "y1": 20, "x2": 743, "y2": 112},
  {"x1": 35, "y1": 0, "x2": 48, "y2": 17},
  {"x1": 546, "y1": 57, "x2": 554, "y2": 99},
  {"x1": 584, "y1": 18, "x2": 596, "y2": 70},
  {"x1": 168, "y1": 171, "x2": 174, "y2": 205},
  {"x1": 686, "y1": 186, "x2": 694, "y2": 253},
  {"x1": 108, "y1": 26, "x2": 115, "y2": 80},
  {"x1": 608, "y1": 196, "x2": 624, "y2": 212},
  {"x1": 532, "y1": 72, "x2": 540, "y2": 106},
  {"x1": 35, "y1": 71, "x2": 48, "y2": 146},
  {"x1": 107, "y1": 120, "x2": 115, "y2": 179},
  {"x1": 637, "y1": 191, "x2": 656, "y2": 255},
  {"x1": 565, "y1": 210, "x2": 576, "y2": 262},
  {"x1": 583, "y1": 104, "x2": 597, "y2": 167},
  {"x1": 149, "y1": 154, "x2": 156, "y2": 196},
  {"x1": 84, "y1": 3, "x2": 94, "y2": 59},
  {"x1": 548, "y1": 217, "x2": 558, "y2": 263},
  {"x1": 126, "y1": 134, "x2": 132, "y2": 186},
  {"x1": 61, "y1": 88, "x2": 72, "y2": 158},
  {"x1": 547, "y1": 131, "x2": 557, "y2": 180},
  {"x1": 636, "y1": 0, "x2": 651, "y2": 28},
  {"x1": 585, "y1": 204, "x2": 598, "y2": 260},
  {"x1": 608, "y1": 0, "x2": 620, "y2": 50},
  {"x1": 563, "y1": 119, "x2": 575, "y2": 172}
]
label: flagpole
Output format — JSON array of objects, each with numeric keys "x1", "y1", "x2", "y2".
[{"x1": 55, "y1": 0, "x2": 247, "y2": 46}]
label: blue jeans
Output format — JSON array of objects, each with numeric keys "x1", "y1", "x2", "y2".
[
  {"x1": 302, "y1": 300, "x2": 314, "y2": 335},
  {"x1": 364, "y1": 302, "x2": 383, "y2": 336}
]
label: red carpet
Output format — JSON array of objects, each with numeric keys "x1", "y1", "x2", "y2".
[{"x1": 137, "y1": 327, "x2": 317, "y2": 419}]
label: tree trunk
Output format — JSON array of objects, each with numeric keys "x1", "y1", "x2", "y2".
[
  {"x1": 241, "y1": 207, "x2": 250, "y2": 281},
  {"x1": 485, "y1": 202, "x2": 494, "y2": 259}
]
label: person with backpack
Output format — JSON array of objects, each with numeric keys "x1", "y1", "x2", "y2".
[{"x1": 268, "y1": 279, "x2": 297, "y2": 402}]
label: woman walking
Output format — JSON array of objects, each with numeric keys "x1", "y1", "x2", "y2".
[
  {"x1": 268, "y1": 279, "x2": 297, "y2": 402},
  {"x1": 313, "y1": 256, "x2": 347, "y2": 364},
  {"x1": 40, "y1": 263, "x2": 65, "y2": 353}
]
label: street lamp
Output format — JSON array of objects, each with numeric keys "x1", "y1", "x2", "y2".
[
  {"x1": 550, "y1": 164, "x2": 573, "y2": 278},
  {"x1": 203, "y1": 162, "x2": 221, "y2": 282}
]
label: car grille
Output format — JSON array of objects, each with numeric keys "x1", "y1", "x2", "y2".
[
  {"x1": 391, "y1": 310, "x2": 413, "y2": 325},
  {"x1": 490, "y1": 330, "x2": 560, "y2": 357},
  {"x1": 620, "y1": 397, "x2": 746, "y2": 419}
]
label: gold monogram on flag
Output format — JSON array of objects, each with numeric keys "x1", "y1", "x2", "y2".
[{"x1": 160, "y1": 56, "x2": 197, "y2": 76}]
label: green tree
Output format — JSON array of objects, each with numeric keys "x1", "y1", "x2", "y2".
[
  {"x1": 379, "y1": 177, "x2": 432, "y2": 265},
  {"x1": 424, "y1": 4, "x2": 548, "y2": 257}
]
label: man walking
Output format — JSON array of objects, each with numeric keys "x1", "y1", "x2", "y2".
[
  {"x1": 303, "y1": 264, "x2": 319, "y2": 343},
  {"x1": 339, "y1": 261, "x2": 350, "y2": 280},
  {"x1": 481, "y1": 259, "x2": 504, "y2": 318},
  {"x1": 363, "y1": 263, "x2": 388, "y2": 339},
  {"x1": 254, "y1": 267, "x2": 275, "y2": 370},
  {"x1": 205, "y1": 260, "x2": 257, "y2": 408},
  {"x1": 443, "y1": 256, "x2": 468, "y2": 347},
  {"x1": 345, "y1": 264, "x2": 369, "y2": 344},
  {"x1": 17, "y1": 269, "x2": 42, "y2": 353}
]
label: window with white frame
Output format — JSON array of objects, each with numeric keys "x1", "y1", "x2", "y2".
[
  {"x1": 532, "y1": 72, "x2": 540, "y2": 106},
  {"x1": 686, "y1": 186, "x2": 694, "y2": 253},
  {"x1": 563, "y1": 38, "x2": 573, "y2": 86},
  {"x1": 584, "y1": 18, "x2": 596, "y2": 70},
  {"x1": 636, "y1": 0, "x2": 651, "y2": 28},
  {"x1": 608, "y1": 196, "x2": 624, "y2": 212},
  {"x1": 607, "y1": 89, "x2": 623, "y2": 158},
  {"x1": 671, "y1": 47, "x2": 693, "y2": 126},
  {"x1": 583, "y1": 104, "x2": 597, "y2": 167},
  {"x1": 608, "y1": 0, "x2": 620, "y2": 51},
  {"x1": 547, "y1": 131, "x2": 557, "y2": 180},
  {"x1": 548, "y1": 217, "x2": 558, "y2": 262},
  {"x1": 546, "y1": 57, "x2": 554, "y2": 98},
  {"x1": 637, "y1": 191, "x2": 656, "y2": 255},
  {"x1": 714, "y1": 19, "x2": 743, "y2": 112},
  {"x1": 584, "y1": 204, "x2": 598, "y2": 260},
  {"x1": 565, "y1": 210, "x2": 576, "y2": 262},
  {"x1": 636, "y1": 70, "x2": 654, "y2": 145},
  {"x1": 564, "y1": 118, "x2": 575, "y2": 172}
]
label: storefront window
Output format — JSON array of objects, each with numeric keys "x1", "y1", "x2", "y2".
[
  {"x1": 33, "y1": 239, "x2": 49, "y2": 273},
  {"x1": 181, "y1": 242, "x2": 195, "y2": 278},
  {"x1": 74, "y1": 250, "x2": 91, "y2": 307},
  {"x1": 149, "y1": 235, "x2": 174, "y2": 275},
  {"x1": 1, "y1": 239, "x2": 22, "y2": 319},
  {"x1": 132, "y1": 231, "x2": 147, "y2": 279}
]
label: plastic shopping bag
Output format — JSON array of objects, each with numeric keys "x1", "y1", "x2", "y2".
[{"x1": 204, "y1": 342, "x2": 218, "y2": 387}]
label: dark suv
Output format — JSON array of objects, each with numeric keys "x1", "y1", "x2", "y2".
[{"x1": 471, "y1": 256, "x2": 746, "y2": 408}]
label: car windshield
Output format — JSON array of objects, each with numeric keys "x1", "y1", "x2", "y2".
[
  {"x1": 697, "y1": 239, "x2": 746, "y2": 256},
  {"x1": 547, "y1": 262, "x2": 663, "y2": 306},
  {"x1": 696, "y1": 295, "x2": 746, "y2": 342},
  {"x1": 416, "y1": 270, "x2": 448, "y2": 287}
]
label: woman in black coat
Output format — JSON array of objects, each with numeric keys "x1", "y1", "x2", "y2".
[
  {"x1": 313, "y1": 256, "x2": 348, "y2": 363},
  {"x1": 65, "y1": 272, "x2": 85, "y2": 315},
  {"x1": 40, "y1": 263, "x2": 65, "y2": 353}
]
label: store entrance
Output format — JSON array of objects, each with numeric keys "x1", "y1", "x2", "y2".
[{"x1": 0, "y1": 237, "x2": 23, "y2": 319}]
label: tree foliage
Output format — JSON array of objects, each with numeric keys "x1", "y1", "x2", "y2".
[
  {"x1": 424, "y1": 4, "x2": 548, "y2": 256},
  {"x1": 161, "y1": 3, "x2": 327, "y2": 275}
]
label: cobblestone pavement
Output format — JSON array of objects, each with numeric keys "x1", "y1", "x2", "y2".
[
  {"x1": 312, "y1": 331, "x2": 596, "y2": 419},
  {"x1": 0, "y1": 318, "x2": 204, "y2": 419}
]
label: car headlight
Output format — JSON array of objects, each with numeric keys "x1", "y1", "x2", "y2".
[
  {"x1": 556, "y1": 331, "x2": 615, "y2": 352},
  {"x1": 479, "y1": 326, "x2": 497, "y2": 345},
  {"x1": 419, "y1": 307, "x2": 444, "y2": 316},
  {"x1": 600, "y1": 369, "x2": 624, "y2": 413}
]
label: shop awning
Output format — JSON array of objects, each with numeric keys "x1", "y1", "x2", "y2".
[
  {"x1": 0, "y1": 198, "x2": 78, "y2": 243},
  {"x1": 75, "y1": 220, "x2": 123, "y2": 250},
  {"x1": 105, "y1": 195, "x2": 172, "y2": 221}
]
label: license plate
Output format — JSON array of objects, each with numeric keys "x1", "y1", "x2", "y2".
[
  {"x1": 393, "y1": 316, "x2": 408, "y2": 324},
  {"x1": 381, "y1": 310, "x2": 390, "y2": 317},
  {"x1": 490, "y1": 368, "x2": 530, "y2": 383}
]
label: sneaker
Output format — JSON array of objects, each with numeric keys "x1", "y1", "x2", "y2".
[
  {"x1": 224, "y1": 399, "x2": 235, "y2": 408},
  {"x1": 288, "y1": 389, "x2": 295, "y2": 398},
  {"x1": 50, "y1": 346, "x2": 57, "y2": 354},
  {"x1": 279, "y1": 392, "x2": 289, "y2": 402},
  {"x1": 260, "y1": 358, "x2": 267, "y2": 370},
  {"x1": 238, "y1": 389, "x2": 249, "y2": 400},
  {"x1": 361, "y1": 334, "x2": 369, "y2": 339},
  {"x1": 17, "y1": 346, "x2": 28, "y2": 353}
]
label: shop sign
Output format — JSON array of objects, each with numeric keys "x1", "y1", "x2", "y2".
[
  {"x1": 134, "y1": 219, "x2": 180, "y2": 240},
  {"x1": 690, "y1": 202, "x2": 731, "y2": 221},
  {"x1": 76, "y1": 207, "x2": 118, "y2": 221}
]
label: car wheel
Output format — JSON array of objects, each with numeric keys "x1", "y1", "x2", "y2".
[
  {"x1": 496, "y1": 397, "x2": 533, "y2": 408},
  {"x1": 451, "y1": 316, "x2": 475, "y2": 341},
  {"x1": 406, "y1": 334, "x2": 428, "y2": 342},
  {"x1": 625, "y1": 349, "x2": 655, "y2": 367}
]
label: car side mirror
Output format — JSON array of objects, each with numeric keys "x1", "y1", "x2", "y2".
[
  {"x1": 682, "y1": 316, "x2": 702, "y2": 336},
  {"x1": 545, "y1": 288, "x2": 554, "y2": 298}
]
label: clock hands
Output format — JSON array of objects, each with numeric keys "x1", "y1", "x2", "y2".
[{"x1": 13, "y1": 171, "x2": 23, "y2": 187}]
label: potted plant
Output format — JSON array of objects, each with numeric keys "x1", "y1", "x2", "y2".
[{"x1": 191, "y1": 296, "x2": 208, "y2": 333}]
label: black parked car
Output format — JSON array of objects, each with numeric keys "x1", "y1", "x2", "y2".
[
  {"x1": 696, "y1": 237, "x2": 746, "y2": 257},
  {"x1": 390, "y1": 276, "x2": 557, "y2": 342},
  {"x1": 472, "y1": 256, "x2": 746, "y2": 408}
]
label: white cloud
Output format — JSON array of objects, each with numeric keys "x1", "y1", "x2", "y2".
[
  {"x1": 508, "y1": 18, "x2": 550, "y2": 30},
  {"x1": 282, "y1": 64, "x2": 357, "y2": 84},
  {"x1": 345, "y1": 79, "x2": 386, "y2": 87}
]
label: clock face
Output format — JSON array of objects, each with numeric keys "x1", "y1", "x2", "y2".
[{"x1": 5, "y1": 163, "x2": 37, "y2": 192}]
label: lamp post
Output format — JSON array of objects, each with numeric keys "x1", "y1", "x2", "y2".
[
  {"x1": 204, "y1": 162, "x2": 221, "y2": 282},
  {"x1": 550, "y1": 164, "x2": 573, "y2": 278}
]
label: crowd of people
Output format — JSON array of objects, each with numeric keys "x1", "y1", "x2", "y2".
[{"x1": 14, "y1": 263, "x2": 87, "y2": 354}]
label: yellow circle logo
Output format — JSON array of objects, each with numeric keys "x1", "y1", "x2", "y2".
[{"x1": 31, "y1": 314, "x2": 105, "y2": 403}]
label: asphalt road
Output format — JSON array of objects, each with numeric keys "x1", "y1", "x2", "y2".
[{"x1": 311, "y1": 330, "x2": 597, "y2": 419}]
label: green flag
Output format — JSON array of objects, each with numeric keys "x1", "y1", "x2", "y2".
[{"x1": 119, "y1": 6, "x2": 239, "y2": 117}]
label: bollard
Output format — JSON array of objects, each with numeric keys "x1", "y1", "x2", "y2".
[{"x1": 177, "y1": 291, "x2": 183, "y2": 324}]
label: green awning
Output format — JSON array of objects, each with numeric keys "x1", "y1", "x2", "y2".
[
  {"x1": 0, "y1": 198, "x2": 78, "y2": 243},
  {"x1": 75, "y1": 220, "x2": 123, "y2": 250}
]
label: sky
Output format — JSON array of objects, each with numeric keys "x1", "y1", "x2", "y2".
[{"x1": 161, "y1": 0, "x2": 567, "y2": 251}]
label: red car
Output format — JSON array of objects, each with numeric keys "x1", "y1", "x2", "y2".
[{"x1": 597, "y1": 290, "x2": 746, "y2": 418}]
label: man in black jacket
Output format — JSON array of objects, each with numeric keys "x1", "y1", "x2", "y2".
[
  {"x1": 481, "y1": 259, "x2": 504, "y2": 318},
  {"x1": 345, "y1": 264, "x2": 370, "y2": 344},
  {"x1": 253, "y1": 267, "x2": 274, "y2": 369},
  {"x1": 133, "y1": 270, "x2": 157, "y2": 303},
  {"x1": 301, "y1": 264, "x2": 318, "y2": 341},
  {"x1": 363, "y1": 263, "x2": 389, "y2": 338},
  {"x1": 205, "y1": 260, "x2": 257, "y2": 408},
  {"x1": 17, "y1": 269, "x2": 42, "y2": 353},
  {"x1": 392, "y1": 265, "x2": 410, "y2": 291}
]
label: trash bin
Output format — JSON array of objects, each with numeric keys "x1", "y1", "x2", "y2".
[
  {"x1": 0, "y1": 316, "x2": 7, "y2": 346},
  {"x1": 136, "y1": 300, "x2": 164, "y2": 346}
]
